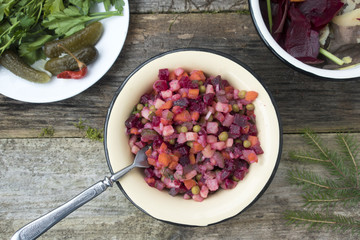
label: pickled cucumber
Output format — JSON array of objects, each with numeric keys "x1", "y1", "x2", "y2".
[
  {"x1": 44, "y1": 22, "x2": 104, "y2": 58},
  {"x1": 45, "y1": 46, "x2": 98, "y2": 75},
  {"x1": 0, "y1": 50, "x2": 51, "y2": 83}
]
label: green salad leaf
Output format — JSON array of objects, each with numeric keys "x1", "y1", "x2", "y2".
[{"x1": 0, "y1": 0, "x2": 125, "y2": 64}]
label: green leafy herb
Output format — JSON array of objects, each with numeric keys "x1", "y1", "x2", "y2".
[
  {"x1": 285, "y1": 129, "x2": 360, "y2": 234},
  {"x1": 0, "y1": 0, "x2": 125, "y2": 64},
  {"x1": 74, "y1": 118, "x2": 103, "y2": 142},
  {"x1": 39, "y1": 126, "x2": 55, "y2": 137}
]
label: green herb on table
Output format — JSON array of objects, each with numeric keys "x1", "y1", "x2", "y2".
[
  {"x1": 74, "y1": 119, "x2": 103, "y2": 142},
  {"x1": 284, "y1": 129, "x2": 360, "y2": 234},
  {"x1": 39, "y1": 126, "x2": 55, "y2": 137}
]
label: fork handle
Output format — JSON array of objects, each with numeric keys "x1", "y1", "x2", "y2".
[{"x1": 11, "y1": 177, "x2": 113, "y2": 240}]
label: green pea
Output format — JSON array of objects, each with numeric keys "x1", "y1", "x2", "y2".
[
  {"x1": 198, "y1": 81, "x2": 204, "y2": 86},
  {"x1": 238, "y1": 90, "x2": 247, "y2": 99},
  {"x1": 193, "y1": 125, "x2": 201, "y2": 133},
  {"x1": 187, "y1": 141, "x2": 194, "y2": 148},
  {"x1": 243, "y1": 140, "x2": 251, "y2": 148},
  {"x1": 246, "y1": 103, "x2": 255, "y2": 111},
  {"x1": 195, "y1": 174, "x2": 202, "y2": 181},
  {"x1": 191, "y1": 185, "x2": 200, "y2": 195},
  {"x1": 169, "y1": 139, "x2": 176, "y2": 145},
  {"x1": 218, "y1": 131, "x2": 229, "y2": 141},
  {"x1": 180, "y1": 126, "x2": 188, "y2": 133},
  {"x1": 141, "y1": 118, "x2": 148, "y2": 124},
  {"x1": 136, "y1": 103, "x2": 144, "y2": 111},
  {"x1": 235, "y1": 139, "x2": 242, "y2": 144},
  {"x1": 176, "y1": 126, "x2": 182, "y2": 133},
  {"x1": 199, "y1": 85, "x2": 206, "y2": 93},
  {"x1": 232, "y1": 104, "x2": 240, "y2": 112}
]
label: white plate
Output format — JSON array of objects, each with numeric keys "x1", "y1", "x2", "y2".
[{"x1": 0, "y1": 2, "x2": 129, "y2": 103}]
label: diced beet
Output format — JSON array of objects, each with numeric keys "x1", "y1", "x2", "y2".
[
  {"x1": 251, "y1": 144, "x2": 264, "y2": 155},
  {"x1": 158, "y1": 68, "x2": 169, "y2": 81},
  {"x1": 174, "y1": 67, "x2": 184, "y2": 76},
  {"x1": 179, "y1": 76, "x2": 191, "y2": 88},
  {"x1": 125, "y1": 114, "x2": 143, "y2": 129},
  {"x1": 179, "y1": 156, "x2": 190, "y2": 166},
  {"x1": 203, "y1": 93, "x2": 215, "y2": 105},
  {"x1": 222, "y1": 113, "x2": 234, "y2": 127},
  {"x1": 189, "y1": 99, "x2": 205, "y2": 113},
  {"x1": 211, "y1": 75, "x2": 221, "y2": 86},
  {"x1": 175, "y1": 144, "x2": 189, "y2": 156},
  {"x1": 215, "y1": 102, "x2": 230, "y2": 113},
  {"x1": 221, "y1": 179, "x2": 237, "y2": 189},
  {"x1": 233, "y1": 114, "x2": 249, "y2": 127},
  {"x1": 140, "y1": 93, "x2": 153, "y2": 104},
  {"x1": 153, "y1": 80, "x2": 169, "y2": 92},
  {"x1": 151, "y1": 116, "x2": 161, "y2": 126},
  {"x1": 200, "y1": 185, "x2": 209, "y2": 198},
  {"x1": 174, "y1": 97, "x2": 189, "y2": 107},
  {"x1": 229, "y1": 124, "x2": 241, "y2": 138},
  {"x1": 220, "y1": 170, "x2": 231, "y2": 181},
  {"x1": 168, "y1": 187, "x2": 179, "y2": 196},
  {"x1": 212, "y1": 151, "x2": 224, "y2": 168},
  {"x1": 144, "y1": 168, "x2": 155, "y2": 178}
]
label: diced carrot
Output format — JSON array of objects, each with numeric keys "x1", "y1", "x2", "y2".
[
  {"x1": 158, "y1": 152, "x2": 171, "y2": 167},
  {"x1": 224, "y1": 86, "x2": 234, "y2": 93},
  {"x1": 170, "y1": 154, "x2": 179, "y2": 162},
  {"x1": 245, "y1": 91, "x2": 258, "y2": 102},
  {"x1": 192, "y1": 141, "x2": 204, "y2": 153},
  {"x1": 183, "y1": 179, "x2": 196, "y2": 190},
  {"x1": 228, "y1": 104, "x2": 232, "y2": 112},
  {"x1": 160, "y1": 118, "x2": 170, "y2": 125},
  {"x1": 169, "y1": 71, "x2": 176, "y2": 80},
  {"x1": 222, "y1": 151, "x2": 231, "y2": 160},
  {"x1": 189, "y1": 153, "x2": 196, "y2": 164},
  {"x1": 160, "y1": 100, "x2": 173, "y2": 110},
  {"x1": 174, "y1": 110, "x2": 191, "y2": 122},
  {"x1": 155, "y1": 108, "x2": 163, "y2": 117},
  {"x1": 159, "y1": 142, "x2": 168, "y2": 152},
  {"x1": 191, "y1": 111, "x2": 200, "y2": 121},
  {"x1": 177, "y1": 72, "x2": 189, "y2": 80},
  {"x1": 181, "y1": 91, "x2": 187, "y2": 98},
  {"x1": 248, "y1": 135, "x2": 259, "y2": 146},
  {"x1": 173, "y1": 151, "x2": 182, "y2": 158},
  {"x1": 147, "y1": 157, "x2": 157, "y2": 166},
  {"x1": 248, "y1": 152, "x2": 258, "y2": 163},
  {"x1": 145, "y1": 148, "x2": 152, "y2": 157},
  {"x1": 188, "y1": 88, "x2": 199, "y2": 99},
  {"x1": 189, "y1": 70, "x2": 206, "y2": 81},
  {"x1": 168, "y1": 161, "x2": 178, "y2": 170},
  {"x1": 130, "y1": 128, "x2": 139, "y2": 135}
]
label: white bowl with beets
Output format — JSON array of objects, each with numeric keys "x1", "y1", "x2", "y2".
[
  {"x1": 104, "y1": 49, "x2": 282, "y2": 226},
  {"x1": 249, "y1": 0, "x2": 360, "y2": 80}
]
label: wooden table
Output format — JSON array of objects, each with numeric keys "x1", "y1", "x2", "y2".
[{"x1": 1, "y1": 1, "x2": 359, "y2": 239}]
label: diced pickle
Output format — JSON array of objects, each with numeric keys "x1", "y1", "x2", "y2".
[
  {"x1": 44, "y1": 22, "x2": 104, "y2": 58},
  {"x1": 0, "y1": 50, "x2": 50, "y2": 83},
  {"x1": 45, "y1": 46, "x2": 98, "y2": 75}
]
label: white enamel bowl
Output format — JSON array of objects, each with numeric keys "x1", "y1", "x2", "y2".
[
  {"x1": 248, "y1": 0, "x2": 360, "y2": 80},
  {"x1": 104, "y1": 49, "x2": 282, "y2": 226}
]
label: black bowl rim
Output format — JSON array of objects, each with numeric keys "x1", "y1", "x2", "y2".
[
  {"x1": 248, "y1": 0, "x2": 360, "y2": 81},
  {"x1": 103, "y1": 47, "x2": 283, "y2": 227}
]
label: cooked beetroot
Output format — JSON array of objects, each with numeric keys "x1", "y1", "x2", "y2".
[
  {"x1": 125, "y1": 68, "x2": 263, "y2": 201},
  {"x1": 264, "y1": 0, "x2": 344, "y2": 65},
  {"x1": 298, "y1": 0, "x2": 344, "y2": 31}
]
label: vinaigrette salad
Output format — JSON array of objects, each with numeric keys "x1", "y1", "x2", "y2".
[{"x1": 125, "y1": 68, "x2": 263, "y2": 201}]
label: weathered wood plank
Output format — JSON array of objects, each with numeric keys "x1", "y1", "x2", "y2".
[
  {"x1": 1, "y1": 134, "x2": 358, "y2": 239},
  {"x1": 1, "y1": 13, "x2": 360, "y2": 138},
  {"x1": 129, "y1": 0, "x2": 249, "y2": 13}
]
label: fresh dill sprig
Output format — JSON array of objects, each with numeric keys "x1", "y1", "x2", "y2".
[
  {"x1": 285, "y1": 129, "x2": 360, "y2": 234},
  {"x1": 74, "y1": 118, "x2": 103, "y2": 142},
  {"x1": 39, "y1": 126, "x2": 55, "y2": 137}
]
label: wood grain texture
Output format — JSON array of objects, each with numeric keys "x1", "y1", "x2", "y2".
[
  {"x1": 1, "y1": 134, "x2": 358, "y2": 240},
  {"x1": 1, "y1": 13, "x2": 360, "y2": 138},
  {"x1": 128, "y1": 0, "x2": 249, "y2": 13}
]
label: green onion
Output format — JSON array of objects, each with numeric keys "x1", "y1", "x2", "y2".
[
  {"x1": 319, "y1": 48, "x2": 344, "y2": 66},
  {"x1": 266, "y1": 0, "x2": 273, "y2": 33}
]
